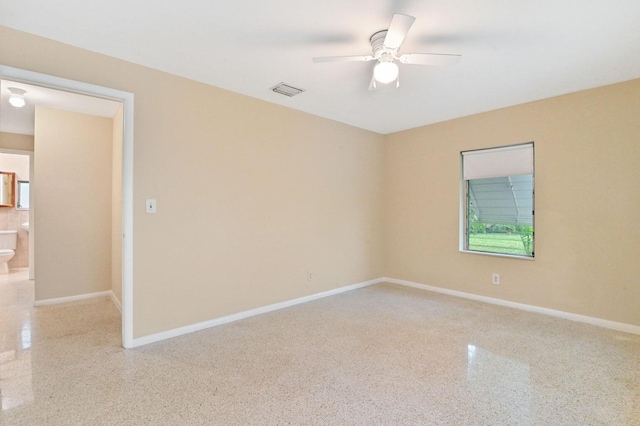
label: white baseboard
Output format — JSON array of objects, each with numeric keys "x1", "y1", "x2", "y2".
[
  {"x1": 131, "y1": 277, "x2": 386, "y2": 348},
  {"x1": 34, "y1": 290, "x2": 113, "y2": 307},
  {"x1": 384, "y1": 277, "x2": 640, "y2": 336}
]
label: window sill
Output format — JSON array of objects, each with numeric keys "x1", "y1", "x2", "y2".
[{"x1": 459, "y1": 249, "x2": 535, "y2": 261}]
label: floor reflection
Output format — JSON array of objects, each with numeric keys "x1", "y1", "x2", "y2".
[
  {"x1": 0, "y1": 269, "x2": 34, "y2": 411},
  {"x1": 21, "y1": 318, "x2": 31, "y2": 349},
  {"x1": 0, "y1": 349, "x2": 33, "y2": 411},
  {"x1": 467, "y1": 343, "x2": 532, "y2": 422}
]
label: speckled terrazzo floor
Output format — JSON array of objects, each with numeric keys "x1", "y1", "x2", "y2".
[{"x1": 1, "y1": 270, "x2": 639, "y2": 425}]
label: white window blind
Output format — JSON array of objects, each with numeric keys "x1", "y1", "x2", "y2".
[{"x1": 462, "y1": 143, "x2": 533, "y2": 180}]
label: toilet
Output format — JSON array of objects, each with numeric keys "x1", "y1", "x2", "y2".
[{"x1": 0, "y1": 230, "x2": 18, "y2": 274}]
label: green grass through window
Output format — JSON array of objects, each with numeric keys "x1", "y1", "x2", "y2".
[{"x1": 468, "y1": 232, "x2": 533, "y2": 256}]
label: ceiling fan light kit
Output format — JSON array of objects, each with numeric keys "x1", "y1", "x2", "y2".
[
  {"x1": 374, "y1": 60, "x2": 399, "y2": 84},
  {"x1": 313, "y1": 13, "x2": 461, "y2": 90}
]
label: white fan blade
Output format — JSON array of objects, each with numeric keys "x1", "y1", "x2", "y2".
[
  {"x1": 399, "y1": 53, "x2": 462, "y2": 66},
  {"x1": 383, "y1": 14, "x2": 416, "y2": 49},
  {"x1": 313, "y1": 55, "x2": 374, "y2": 63},
  {"x1": 368, "y1": 74, "x2": 378, "y2": 91}
]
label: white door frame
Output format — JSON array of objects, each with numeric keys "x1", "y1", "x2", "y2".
[{"x1": 0, "y1": 64, "x2": 135, "y2": 348}]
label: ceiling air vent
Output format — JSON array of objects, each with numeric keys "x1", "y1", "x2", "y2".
[{"x1": 271, "y1": 82, "x2": 305, "y2": 97}]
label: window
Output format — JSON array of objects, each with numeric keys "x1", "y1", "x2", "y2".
[
  {"x1": 17, "y1": 180, "x2": 29, "y2": 210},
  {"x1": 461, "y1": 143, "x2": 534, "y2": 258}
]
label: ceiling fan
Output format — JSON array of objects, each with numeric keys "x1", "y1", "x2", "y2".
[{"x1": 313, "y1": 14, "x2": 461, "y2": 90}]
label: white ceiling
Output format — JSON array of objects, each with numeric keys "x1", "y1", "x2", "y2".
[
  {"x1": 1, "y1": 1, "x2": 640, "y2": 134},
  {"x1": 0, "y1": 80, "x2": 122, "y2": 135}
]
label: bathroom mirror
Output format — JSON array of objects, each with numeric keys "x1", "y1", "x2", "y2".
[
  {"x1": 17, "y1": 180, "x2": 29, "y2": 210},
  {"x1": 0, "y1": 172, "x2": 15, "y2": 207}
]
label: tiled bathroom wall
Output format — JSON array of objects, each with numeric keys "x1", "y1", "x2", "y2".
[{"x1": 0, "y1": 208, "x2": 29, "y2": 269}]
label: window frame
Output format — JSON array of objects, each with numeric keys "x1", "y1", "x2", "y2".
[
  {"x1": 16, "y1": 180, "x2": 29, "y2": 210},
  {"x1": 459, "y1": 142, "x2": 535, "y2": 260}
]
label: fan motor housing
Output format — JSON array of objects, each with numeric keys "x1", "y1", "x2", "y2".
[{"x1": 370, "y1": 30, "x2": 389, "y2": 56}]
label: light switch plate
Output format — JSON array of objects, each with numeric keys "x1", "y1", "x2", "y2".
[{"x1": 146, "y1": 199, "x2": 157, "y2": 214}]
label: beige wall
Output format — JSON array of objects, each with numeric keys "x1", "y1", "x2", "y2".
[
  {"x1": 132, "y1": 71, "x2": 385, "y2": 336},
  {"x1": 0, "y1": 152, "x2": 29, "y2": 180},
  {"x1": 0, "y1": 132, "x2": 34, "y2": 151},
  {"x1": 385, "y1": 79, "x2": 640, "y2": 327},
  {"x1": 34, "y1": 106, "x2": 113, "y2": 300},
  {"x1": 4, "y1": 25, "x2": 636, "y2": 339},
  {"x1": 0, "y1": 26, "x2": 386, "y2": 337},
  {"x1": 111, "y1": 105, "x2": 123, "y2": 304}
]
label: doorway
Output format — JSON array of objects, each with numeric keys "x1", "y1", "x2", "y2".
[{"x1": 0, "y1": 65, "x2": 134, "y2": 348}]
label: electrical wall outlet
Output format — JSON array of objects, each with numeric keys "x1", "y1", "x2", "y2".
[
  {"x1": 307, "y1": 272, "x2": 313, "y2": 282},
  {"x1": 492, "y1": 273, "x2": 501, "y2": 285}
]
